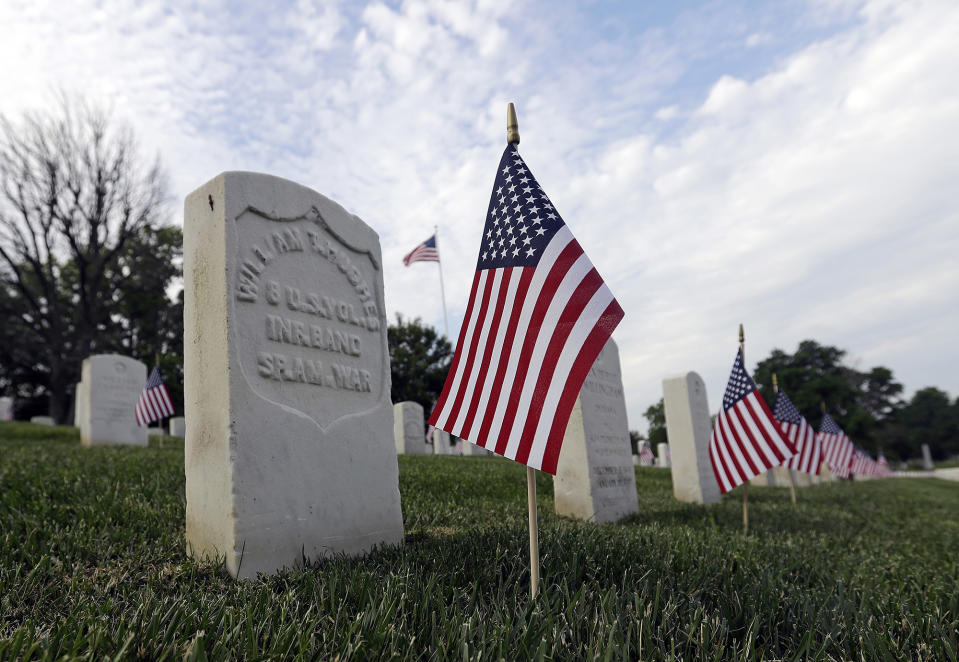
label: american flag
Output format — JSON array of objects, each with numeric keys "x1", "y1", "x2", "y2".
[
  {"x1": 135, "y1": 365, "x2": 175, "y2": 426},
  {"x1": 639, "y1": 442, "x2": 655, "y2": 466},
  {"x1": 402, "y1": 234, "x2": 440, "y2": 266},
  {"x1": 817, "y1": 412, "x2": 854, "y2": 479},
  {"x1": 428, "y1": 144, "x2": 624, "y2": 475},
  {"x1": 773, "y1": 389, "x2": 821, "y2": 475},
  {"x1": 877, "y1": 453, "x2": 892, "y2": 477},
  {"x1": 851, "y1": 448, "x2": 877, "y2": 477},
  {"x1": 708, "y1": 350, "x2": 796, "y2": 494}
]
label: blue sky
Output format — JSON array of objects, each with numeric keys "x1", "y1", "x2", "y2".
[{"x1": 3, "y1": 0, "x2": 957, "y2": 433}]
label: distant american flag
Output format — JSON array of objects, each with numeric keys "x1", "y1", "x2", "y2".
[
  {"x1": 709, "y1": 350, "x2": 796, "y2": 494},
  {"x1": 851, "y1": 448, "x2": 877, "y2": 477},
  {"x1": 402, "y1": 234, "x2": 440, "y2": 266},
  {"x1": 818, "y1": 412, "x2": 854, "y2": 479},
  {"x1": 877, "y1": 454, "x2": 892, "y2": 477},
  {"x1": 639, "y1": 442, "x2": 655, "y2": 466},
  {"x1": 773, "y1": 389, "x2": 821, "y2": 475},
  {"x1": 135, "y1": 366, "x2": 175, "y2": 426},
  {"x1": 428, "y1": 144, "x2": 624, "y2": 475}
]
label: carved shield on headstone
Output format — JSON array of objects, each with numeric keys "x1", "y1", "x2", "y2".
[{"x1": 230, "y1": 206, "x2": 387, "y2": 431}]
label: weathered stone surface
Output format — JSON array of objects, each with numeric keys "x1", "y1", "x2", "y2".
[
  {"x1": 79, "y1": 354, "x2": 149, "y2": 447},
  {"x1": 662, "y1": 372, "x2": 719, "y2": 504},
  {"x1": 183, "y1": 171, "x2": 403, "y2": 580},
  {"x1": 554, "y1": 340, "x2": 638, "y2": 524},
  {"x1": 170, "y1": 417, "x2": 186, "y2": 437},
  {"x1": 921, "y1": 444, "x2": 933, "y2": 470},
  {"x1": 30, "y1": 416, "x2": 54, "y2": 425},
  {"x1": 73, "y1": 382, "x2": 88, "y2": 429},
  {"x1": 393, "y1": 401, "x2": 427, "y2": 454},
  {"x1": 0, "y1": 397, "x2": 12, "y2": 421}
]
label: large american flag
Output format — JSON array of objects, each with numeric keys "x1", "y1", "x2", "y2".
[
  {"x1": 135, "y1": 365, "x2": 175, "y2": 426},
  {"x1": 709, "y1": 350, "x2": 796, "y2": 494},
  {"x1": 428, "y1": 144, "x2": 624, "y2": 474},
  {"x1": 402, "y1": 234, "x2": 440, "y2": 266},
  {"x1": 817, "y1": 412, "x2": 854, "y2": 479},
  {"x1": 773, "y1": 389, "x2": 821, "y2": 475}
]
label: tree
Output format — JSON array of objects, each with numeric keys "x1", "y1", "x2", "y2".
[
  {"x1": 0, "y1": 96, "x2": 174, "y2": 422},
  {"x1": 628, "y1": 429, "x2": 643, "y2": 455},
  {"x1": 643, "y1": 398, "x2": 667, "y2": 447},
  {"x1": 387, "y1": 314, "x2": 452, "y2": 413},
  {"x1": 892, "y1": 388, "x2": 958, "y2": 461}
]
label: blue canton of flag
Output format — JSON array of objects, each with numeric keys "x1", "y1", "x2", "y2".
[
  {"x1": 476, "y1": 146, "x2": 564, "y2": 270},
  {"x1": 773, "y1": 390, "x2": 804, "y2": 425}
]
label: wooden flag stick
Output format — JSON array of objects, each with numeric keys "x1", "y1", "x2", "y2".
[
  {"x1": 773, "y1": 373, "x2": 798, "y2": 504},
  {"x1": 527, "y1": 466, "x2": 540, "y2": 598},
  {"x1": 509, "y1": 102, "x2": 539, "y2": 598},
  {"x1": 740, "y1": 324, "x2": 749, "y2": 534}
]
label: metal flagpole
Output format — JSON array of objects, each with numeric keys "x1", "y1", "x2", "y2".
[
  {"x1": 508, "y1": 101, "x2": 540, "y2": 599},
  {"x1": 740, "y1": 324, "x2": 749, "y2": 535},
  {"x1": 773, "y1": 373, "x2": 798, "y2": 504},
  {"x1": 434, "y1": 224, "x2": 450, "y2": 338}
]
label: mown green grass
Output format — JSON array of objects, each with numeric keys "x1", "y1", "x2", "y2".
[{"x1": 1, "y1": 421, "x2": 957, "y2": 661}]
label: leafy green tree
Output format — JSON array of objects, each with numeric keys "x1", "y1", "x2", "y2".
[
  {"x1": 643, "y1": 398, "x2": 667, "y2": 447},
  {"x1": 387, "y1": 314, "x2": 452, "y2": 415},
  {"x1": 0, "y1": 96, "x2": 175, "y2": 422},
  {"x1": 628, "y1": 429, "x2": 643, "y2": 455},
  {"x1": 892, "y1": 388, "x2": 958, "y2": 461}
]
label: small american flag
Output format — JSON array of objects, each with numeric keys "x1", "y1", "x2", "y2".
[
  {"x1": 773, "y1": 389, "x2": 821, "y2": 475},
  {"x1": 851, "y1": 448, "x2": 876, "y2": 477},
  {"x1": 428, "y1": 144, "x2": 624, "y2": 474},
  {"x1": 135, "y1": 365, "x2": 175, "y2": 426},
  {"x1": 817, "y1": 412, "x2": 854, "y2": 479},
  {"x1": 877, "y1": 453, "x2": 892, "y2": 477},
  {"x1": 402, "y1": 234, "x2": 440, "y2": 266},
  {"x1": 709, "y1": 350, "x2": 796, "y2": 494},
  {"x1": 639, "y1": 442, "x2": 655, "y2": 466}
]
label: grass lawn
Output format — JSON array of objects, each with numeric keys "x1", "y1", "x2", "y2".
[{"x1": 1, "y1": 421, "x2": 957, "y2": 661}]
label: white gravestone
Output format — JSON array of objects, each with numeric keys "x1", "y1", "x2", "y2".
[
  {"x1": 431, "y1": 427, "x2": 453, "y2": 455},
  {"x1": 0, "y1": 396, "x2": 12, "y2": 421},
  {"x1": 772, "y1": 466, "x2": 795, "y2": 488},
  {"x1": 750, "y1": 469, "x2": 775, "y2": 487},
  {"x1": 79, "y1": 354, "x2": 149, "y2": 447},
  {"x1": 183, "y1": 171, "x2": 404, "y2": 579},
  {"x1": 662, "y1": 372, "x2": 720, "y2": 505},
  {"x1": 73, "y1": 381, "x2": 88, "y2": 429},
  {"x1": 657, "y1": 443, "x2": 671, "y2": 468},
  {"x1": 170, "y1": 417, "x2": 186, "y2": 438},
  {"x1": 30, "y1": 416, "x2": 54, "y2": 425},
  {"x1": 921, "y1": 444, "x2": 933, "y2": 470},
  {"x1": 393, "y1": 401, "x2": 427, "y2": 454},
  {"x1": 554, "y1": 340, "x2": 639, "y2": 524}
]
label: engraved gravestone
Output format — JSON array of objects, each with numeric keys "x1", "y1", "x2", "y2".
[
  {"x1": 662, "y1": 372, "x2": 720, "y2": 504},
  {"x1": 554, "y1": 339, "x2": 638, "y2": 524},
  {"x1": 79, "y1": 354, "x2": 149, "y2": 447},
  {"x1": 393, "y1": 401, "x2": 427, "y2": 454},
  {"x1": 0, "y1": 396, "x2": 11, "y2": 421},
  {"x1": 183, "y1": 171, "x2": 403, "y2": 579},
  {"x1": 921, "y1": 444, "x2": 933, "y2": 470},
  {"x1": 170, "y1": 417, "x2": 186, "y2": 438}
]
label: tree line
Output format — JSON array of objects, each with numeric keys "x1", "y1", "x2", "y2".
[{"x1": 638, "y1": 340, "x2": 959, "y2": 463}]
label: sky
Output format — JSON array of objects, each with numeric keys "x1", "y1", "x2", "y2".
[{"x1": 2, "y1": 0, "x2": 957, "y2": 433}]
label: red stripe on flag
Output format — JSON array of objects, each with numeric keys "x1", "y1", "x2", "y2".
[{"x1": 429, "y1": 272, "x2": 483, "y2": 423}]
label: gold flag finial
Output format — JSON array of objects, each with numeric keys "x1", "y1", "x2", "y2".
[
  {"x1": 507, "y1": 102, "x2": 520, "y2": 145},
  {"x1": 772, "y1": 373, "x2": 779, "y2": 393},
  {"x1": 738, "y1": 323, "x2": 744, "y2": 344}
]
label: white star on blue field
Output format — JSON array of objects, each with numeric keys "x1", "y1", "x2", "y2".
[{"x1": 3, "y1": 0, "x2": 957, "y2": 432}]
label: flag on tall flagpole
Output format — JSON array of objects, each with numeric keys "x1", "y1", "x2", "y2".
[
  {"x1": 402, "y1": 234, "x2": 440, "y2": 266},
  {"x1": 817, "y1": 412, "x2": 854, "y2": 478},
  {"x1": 135, "y1": 365, "x2": 175, "y2": 426},
  {"x1": 428, "y1": 143, "x2": 624, "y2": 475},
  {"x1": 773, "y1": 389, "x2": 821, "y2": 475},
  {"x1": 708, "y1": 350, "x2": 797, "y2": 494}
]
